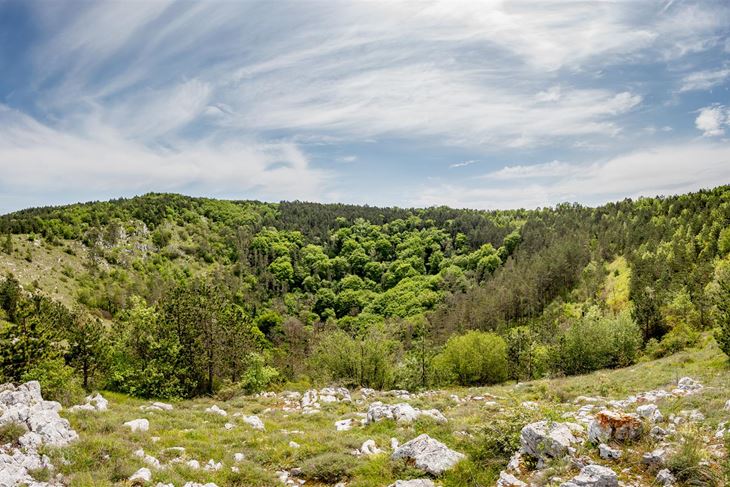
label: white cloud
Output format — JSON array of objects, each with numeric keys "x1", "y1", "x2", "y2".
[
  {"x1": 484, "y1": 160, "x2": 578, "y2": 180},
  {"x1": 412, "y1": 142, "x2": 730, "y2": 209},
  {"x1": 679, "y1": 68, "x2": 730, "y2": 92},
  {"x1": 0, "y1": 105, "x2": 331, "y2": 201},
  {"x1": 695, "y1": 105, "x2": 730, "y2": 136},
  {"x1": 449, "y1": 160, "x2": 478, "y2": 169}
]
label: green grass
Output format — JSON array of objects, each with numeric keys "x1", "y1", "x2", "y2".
[{"x1": 48, "y1": 337, "x2": 730, "y2": 486}]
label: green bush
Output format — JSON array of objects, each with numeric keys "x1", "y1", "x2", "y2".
[
  {"x1": 240, "y1": 353, "x2": 280, "y2": 393},
  {"x1": 433, "y1": 330, "x2": 508, "y2": 386},
  {"x1": 299, "y1": 452, "x2": 357, "y2": 483},
  {"x1": 646, "y1": 322, "x2": 700, "y2": 358},
  {"x1": 21, "y1": 358, "x2": 85, "y2": 406}
]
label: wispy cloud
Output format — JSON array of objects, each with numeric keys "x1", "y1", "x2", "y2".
[
  {"x1": 412, "y1": 142, "x2": 730, "y2": 209},
  {"x1": 449, "y1": 160, "x2": 478, "y2": 169},
  {"x1": 679, "y1": 67, "x2": 730, "y2": 92}
]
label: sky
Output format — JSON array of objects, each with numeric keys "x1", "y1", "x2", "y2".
[{"x1": 0, "y1": 0, "x2": 729, "y2": 214}]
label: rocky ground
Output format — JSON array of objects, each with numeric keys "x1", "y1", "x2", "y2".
[{"x1": 2, "y1": 339, "x2": 729, "y2": 486}]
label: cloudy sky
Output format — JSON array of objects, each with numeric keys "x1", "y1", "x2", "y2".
[{"x1": 0, "y1": 0, "x2": 729, "y2": 213}]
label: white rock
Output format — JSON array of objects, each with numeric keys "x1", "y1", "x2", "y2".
[
  {"x1": 205, "y1": 405, "x2": 227, "y2": 416},
  {"x1": 359, "y1": 439, "x2": 382, "y2": 456},
  {"x1": 520, "y1": 421, "x2": 581, "y2": 462},
  {"x1": 204, "y1": 459, "x2": 222, "y2": 471},
  {"x1": 388, "y1": 480, "x2": 435, "y2": 487},
  {"x1": 124, "y1": 418, "x2": 150, "y2": 433},
  {"x1": 224, "y1": 422, "x2": 235, "y2": 430},
  {"x1": 233, "y1": 452, "x2": 245, "y2": 462},
  {"x1": 186, "y1": 459, "x2": 201, "y2": 469},
  {"x1": 69, "y1": 392, "x2": 109, "y2": 412},
  {"x1": 598, "y1": 443, "x2": 621, "y2": 460},
  {"x1": 642, "y1": 448, "x2": 668, "y2": 469},
  {"x1": 242, "y1": 415, "x2": 264, "y2": 430},
  {"x1": 390, "y1": 437, "x2": 399, "y2": 450},
  {"x1": 560, "y1": 464, "x2": 618, "y2": 487},
  {"x1": 656, "y1": 468, "x2": 676, "y2": 486},
  {"x1": 391, "y1": 434, "x2": 464, "y2": 475},
  {"x1": 636, "y1": 404, "x2": 663, "y2": 423},
  {"x1": 724, "y1": 400, "x2": 730, "y2": 412},
  {"x1": 335, "y1": 418, "x2": 353, "y2": 431},
  {"x1": 289, "y1": 441, "x2": 300, "y2": 448},
  {"x1": 497, "y1": 471, "x2": 527, "y2": 487},
  {"x1": 129, "y1": 467, "x2": 152, "y2": 483}
]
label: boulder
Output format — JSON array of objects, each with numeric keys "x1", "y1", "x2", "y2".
[
  {"x1": 391, "y1": 434, "x2": 464, "y2": 475},
  {"x1": 365, "y1": 402, "x2": 447, "y2": 425},
  {"x1": 560, "y1": 464, "x2": 618, "y2": 487},
  {"x1": 636, "y1": 404, "x2": 662, "y2": 423},
  {"x1": 130, "y1": 467, "x2": 152, "y2": 483},
  {"x1": 124, "y1": 418, "x2": 150, "y2": 433},
  {"x1": 588, "y1": 411, "x2": 642, "y2": 443},
  {"x1": 520, "y1": 421, "x2": 581, "y2": 462},
  {"x1": 641, "y1": 448, "x2": 668, "y2": 469},
  {"x1": 242, "y1": 415, "x2": 264, "y2": 430}
]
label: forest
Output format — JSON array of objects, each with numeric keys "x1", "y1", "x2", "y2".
[{"x1": 0, "y1": 187, "x2": 729, "y2": 403}]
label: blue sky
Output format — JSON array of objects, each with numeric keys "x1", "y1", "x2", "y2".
[{"x1": 0, "y1": 0, "x2": 729, "y2": 213}]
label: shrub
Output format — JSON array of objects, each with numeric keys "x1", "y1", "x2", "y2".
[
  {"x1": 646, "y1": 322, "x2": 700, "y2": 358},
  {"x1": 433, "y1": 330, "x2": 508, "y2": 386},
  {"x1": 0, "y1": 421, "x2": 27, "y2": 446},
  {"x1": 666, "y1": 428, "x2": 719, "y2": 486},
  {"x1": 299, "y1": 452, "x2": 357, "y2": 483},
  {"x1": 21, "y1": 358, "x2": 85, "y2": 406},
  {"x1": 240, "y1": 353, "x2": 280, "y2": 393}
]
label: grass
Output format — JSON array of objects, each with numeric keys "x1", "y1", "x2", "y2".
[{"x1": 43, "y1": 336, "x2": 730, "y2": 486}]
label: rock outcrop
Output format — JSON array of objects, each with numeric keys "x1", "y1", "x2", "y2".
[
  {"x1": 588, "y1": 411, "x2": 642, "y2": 443},
  {"x1": 365, "y1": 402, "x2": 447, "y2": 425},
  {"x1": 560, "y1": 464, "x2": 618, "y2": 487},
  {"x1": 520, "y1": 421, "x2": 582, "y2": 463},
  {"x1": 391, "y1": 434, "x2": 464, "y2": 475}
]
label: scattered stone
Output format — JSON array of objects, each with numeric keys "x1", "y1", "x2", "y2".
[
  {"x1": 560, "y1": 464, "x2": 618, "y2": 487},
  {"x1": 124, "y1": 418, "x2": 150, "y2": 433},
  {"x1": 636, "y1": 404, "x2": 663, "y2": 423},
  {"x1": 205, "y1": 405, "x2": 227, "y2": 416},
  {"x1": 129, "y1": 467, "x2": 152, "y2": 483},
  {"x1": 391, "y1": 434, "x2": 464, "y2": 475},
  {"x1": 242, "y1": 415, "x2": 264, "y2": 430},
  {"x1": 598, "y1": 443, "x2": 622, "y2": 460},
  {"x1": 387, "y1": 481, "x2": 434, "y2": 487},
  {"x1": 204, "y1": 459, "x2": 222, "y2": 471},
  {"x1": 289, "y1": 441, "x2": 300, "y2": 448},
  {"x1": 656, "y1": 468, "x2": 676, "y2": 486},
  {"x1": 520, "y1": 421, "x2": 581, "y2": 463},
  {"x1": 69, "y1": 392, "x2": 109, "y2": 412},
  {"x1": 521, "y1": 401, "x2": 539, "y2": 410},
  {"x1": 134, "y1": 448, "x2": 161, "y2": 469},
  {"x1": 357, "y1": 439, "x2": 382, "y2": 456},
  {"x1": 588, "y1": 411, "x2": 642, "y2": 443},
  {"x1": 390, "y1": 437, "x2": 399, "y2": 450},
  {"x1": 141, "y1": 402, "x2": 173, "y2": 412},
  {"x1": 233, "y1": 452, "x2": 245, "y2": 462},
  {"x1": 641, "y1": 448, "x2": 668, "y2": 469},
  {"x1": 650, "y1": 426, "x2": 668, "y2": 440},
  {"x1": 335, "y1": 418, "x2": 354, "y2": 431},
  {"x1": 365, "y1": 402, "x2": 446, "y2": 425},
  {"x1": 673, "y1": 377, "x2": 703, "y2": 395},
  {"x1": 497, "y1": 471, "x2": 528, "y2": 487},
  {"x1": 186, "y1": 459, "x2": 200, "y2": 469}
]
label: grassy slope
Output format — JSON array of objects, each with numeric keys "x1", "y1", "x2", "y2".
[{"x1": 51, "y1": 336, "x2": 729, "y2": 487}]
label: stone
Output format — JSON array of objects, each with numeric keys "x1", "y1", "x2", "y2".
[
  {"x1": 673, "y1": 377, "x2": 702, "y2": 395},
  {"x1": 124, "y1": 418, "x2": 150, "y2": 433},
  {"x1": 205, "y1": 405, "x2": 227, "y2": 416},
  {"x1": 636, "y1": 404, "x2": 663, "y2": 423},
  {"x1": 588, "y1": 411, "x2": 642, "y2": 443},
  {"x1": 233, "y1": 452, "x2": 245, "y2": 462},
  {"x1": 224, "y1": 422, "x2": 235, "y2": 430},
  {"x1": 69, "y1": 392, "x2": 109, "y2": 412},
  {"x1": 724, "y1": 400, "x2": 730, "y2": 412},
  {"x1": 204, "y1": 459, "x2": 222, "y2": 471},
  {"x1": 650, "y1": 426, "x2": 668, "y2": 440},
  {"x1": 335, "y1": 418, "x2": 353, "y2": 431},
  {"x1": 365, "y1": 402, "x2": 447, "y2": 425},
  {"x1": 390, "y1": 437, "x2": 399, "y2": 449},
  {"x1": 359, "y1": 439, "x2": 382, "y2": 455},
  {"x1": 129, "y1": 467, "x2": 152, "y2": 483},
  {"x1": 289, "y1": 441, "x2": 300, "y2": 448},
  {"x1": 520, "y1": 421, "x2": 581, "y2": 462},
  {"x1": 497, "y1": 471, "x2": 528, "y2": 487},
  {"x1": 560, "y1": 464, "x2": 618, "y2": 487},
  {"x1": 641, "y1": 448, "x2": 668, "y2": 469},
  {"x1": 656, "y1": 468, "x2": 676, "y2": 486},
  {"x1": 242, "y1": 415, "x2": 264, "y2": 430},
  {"x1": 388, "y1": 481, "x2": 435, "y2": 487},
  {"x1": 391, "y1": 434, "x2": 464, "y2": 475},
  {"x1": 598, "y1": 443, "x2": 621, "y2": 460}
]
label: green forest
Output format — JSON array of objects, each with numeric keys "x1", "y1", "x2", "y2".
[{"x1": 1, "y1": 187, "x2": 729, "y2": 403}]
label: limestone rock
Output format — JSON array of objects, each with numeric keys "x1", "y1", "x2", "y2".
[
  {"x1": 656, "y1": 468, "x2": 676, "y2": 486},
  {"x1": 335, "y1": 418, "x2": 353, "y2": 431},
  {"x1": 124, "y1": 418, "x2": 150, "y2": 433},
  {"x1": 598, "y1": 443, "x2": 621, "y2": 460},
  {"x1": 497, "y1": 471, "x2": 527, "y2": 487},
  {"x1": 520, "y1": 421, "x2": 581, "y2": 462},
  {"x1": 204, "y1": 405, "x2": 227, "y2": 416},
  {"x1": 69, "y1": 392, "x2": 108, "y2": 412},
  {"x1": 242, "y1": 415, "x2": 264, "y2": 430},
  {"x1": 588, "y1": 411, "x2": 642, "y2": 443},
  {"x1": 387, "y1": 481, "x2": 434, "y2": 487},
  {"x1": 129, "y1": 467, "x2": 152, "y2": 483},
  {"x1": 391, "y1": 434, "x2": 464, "y2": 475},
  {"x1": 560, "y1": 464, "x2": 618, "y2": 487}
]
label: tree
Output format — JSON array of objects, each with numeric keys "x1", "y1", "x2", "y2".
[
  {"x1": 710, "y1": 259, "x2": 730, "y2": 357},
  {"x1": 434, "y1": 330, "x2": 508, "y2": 386},
  {"x1": 66, "y1": 313, "x2": 109, "y2": 389}
]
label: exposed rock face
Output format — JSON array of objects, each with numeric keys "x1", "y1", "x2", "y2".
[
  {"x1": 391, "y1": 434, "x2": 464, "y2": 475},
  {"x1": 365, "y1": 402, "x2": 447, "y2": 425},
  {"x1": 560, "y1": 464, "x2": 618, "y2": 487},
  {"x1": 0, "y1": 381, "x2": 78, "y2": 487},
  {"x1": 588, "y1": 411, "x2": 642, "y2": 443},
  {"x1": 520, "y1": 421, "x2": 581, "y2": 462}
]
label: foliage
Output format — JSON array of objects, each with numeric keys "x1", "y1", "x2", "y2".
[
  {"x1": 21, "y1": 357, "x2": 84, "y2": 406},
  {"x1": 434, "y1": 331, "x2": 508, "y2": 386}
]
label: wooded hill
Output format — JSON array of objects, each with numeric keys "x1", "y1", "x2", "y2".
[{"x1": 0, "y1": 186, "x2": 729, "y2": 401}]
